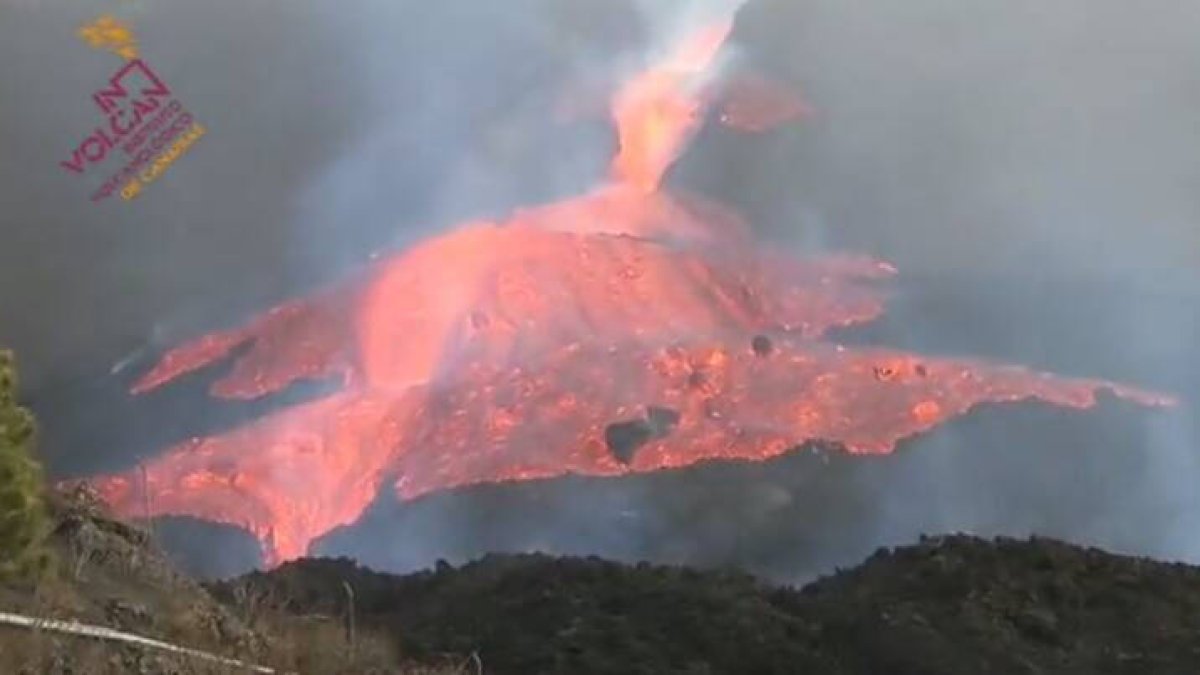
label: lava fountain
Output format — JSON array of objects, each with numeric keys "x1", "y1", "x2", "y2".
[{"x1": 82, "y1": 18, "x2": 1174, "y2": 565}]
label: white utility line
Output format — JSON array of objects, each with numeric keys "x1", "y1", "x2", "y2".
[{"x1": 0, "y1": 609, "x2": 278, "y2": 673}]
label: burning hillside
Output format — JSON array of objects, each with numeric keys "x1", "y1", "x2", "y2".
[{"x1": 83, "y1": 18, "x2": 1174, "y2": 566}]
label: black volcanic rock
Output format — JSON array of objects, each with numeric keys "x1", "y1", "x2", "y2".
[
  {"x1": 603, "y1": 406, "x2": 682, "y2": 465},
  {"x1": 751, "y1": 334, "x2": 774, "y2": 357},
  {"x1": 602, "y1": 419, "x2": 654, "y2": 464}
]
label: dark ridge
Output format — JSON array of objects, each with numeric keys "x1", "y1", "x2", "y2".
[{"x1": 213, "y1": 534, "x2": 1200, "y2": 675}]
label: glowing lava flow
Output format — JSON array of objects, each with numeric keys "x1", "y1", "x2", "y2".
[
  {"x1": 85, "y1": 22, "x2": 1174, "y2": 566},
  {"x1": 610, "y1": 19, "x2": 733, "y2": 192}
]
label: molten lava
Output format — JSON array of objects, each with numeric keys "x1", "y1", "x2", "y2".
[
  {"x1": 610, "y1": 19, "x2": 732, "y2": 192},
  {"x1": 85, "y1": 21, "x2": 1175, "y2": 566}
]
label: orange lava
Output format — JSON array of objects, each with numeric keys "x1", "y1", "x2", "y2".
[
  {"x1": 84, "y1": 22, "x2": 1175, "y2": 566},
  {"x1": 610, "y1": 20, "x2": 733, "y2": 192}
]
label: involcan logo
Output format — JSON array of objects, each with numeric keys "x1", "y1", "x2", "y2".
[{"x1": 62, "y1": 15, "x2": 207, "y2": 203}]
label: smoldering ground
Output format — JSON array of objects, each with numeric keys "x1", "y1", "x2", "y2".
[{"x1": 1, "y1": 0, "x2": 1197, "y2": 579}]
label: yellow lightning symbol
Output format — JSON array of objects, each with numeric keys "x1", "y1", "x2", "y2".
[{"x1": 77, "y1": 15, "x2": 139, "y2": 61}]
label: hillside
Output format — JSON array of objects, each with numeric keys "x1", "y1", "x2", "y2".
[
  {"x1": 2, "y1": 484, "x2": 1199, "y2": 673},
  {"x1": 215, "y1": 535, "x2": 1200, "y2": 675},
  {"x1": 0, "y1": 486, "x2": 451, "y2": 674}
]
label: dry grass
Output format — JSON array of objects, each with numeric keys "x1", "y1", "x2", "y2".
[
  {"x1": 227, "y1": 579, "x2": 474, "y2": 675},
  {"x1": 0, "y1": 623, "x2": 253, "y2": 674},
  {"x1": 257, "y1": 613, "x2": 401, "y2": 674},
  {"x1": 0, "y1": 611, "x2": 472, "y2": 674},
  {"x1": 0, "y1": 572, "x2": 473, "y2": 674}
]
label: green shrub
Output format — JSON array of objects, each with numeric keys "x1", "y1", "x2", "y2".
[{"x1": 0, "y1": 349, "x2": 50, "y2": 579}]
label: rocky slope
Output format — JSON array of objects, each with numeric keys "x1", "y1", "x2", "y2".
[{"x1": 0, "y1": 487, "x2": 440, "y2": 674}]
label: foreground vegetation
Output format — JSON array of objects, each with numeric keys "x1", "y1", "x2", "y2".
[
  {"x1": 0, "y1": 350, "x2": 51, "y2": 580},
  {"x1": 221, "y1": 536, "x2": 1200, "y2": 674}
]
